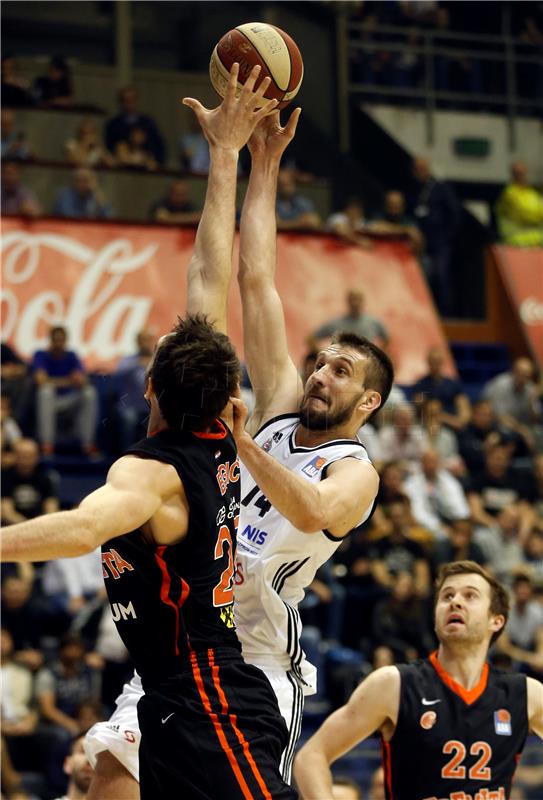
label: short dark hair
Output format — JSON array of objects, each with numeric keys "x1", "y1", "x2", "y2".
[
  {"x1": 150, "y1": 314, "x2": 240, "y2": 432},
  {"x1": 330, "y1": 331, "x2": 394, "y2": 415},
  {"x1": 50, "y1": 325, "x2": 67, "y2": 338},
  {"x1": 434, "y1": 561, "x2": 510, "y2": 645}
]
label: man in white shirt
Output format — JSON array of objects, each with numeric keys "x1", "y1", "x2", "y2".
[{"x1": 403, "y1": 448, "x2": 469, "y2": 537}]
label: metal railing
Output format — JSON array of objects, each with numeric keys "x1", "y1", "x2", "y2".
[{"x1": 336, "y1": 14, "x2": 543, "y2": 152}]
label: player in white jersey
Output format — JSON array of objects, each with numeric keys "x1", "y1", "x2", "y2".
[{"x1": 85, "y1": 68, "x2": 394, "y2": 796}]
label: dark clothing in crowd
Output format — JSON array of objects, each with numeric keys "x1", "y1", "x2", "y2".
[{"x1": 105, "y1": 113, "x2": 165, "y2": 165}]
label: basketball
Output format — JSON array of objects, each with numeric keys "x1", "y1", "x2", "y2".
[{"x1": 209, "y1": 22, "x2": 304, "y2": 110}]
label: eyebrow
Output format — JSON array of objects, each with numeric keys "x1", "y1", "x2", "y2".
[
  {"x1": 441, "y1": 585, "x2": 481, "y2": 595},
  {"x1": 317, "y1": 351, "x2": 357, "y2": 366}
]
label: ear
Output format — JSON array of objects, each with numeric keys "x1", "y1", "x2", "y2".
[
  {"x1": 144, "y1": 376, "x2": 154, "y2": 402},
  {"x1": 358, "y1": 390, "x2": 381, "y2": 414},
  {"x1": 63, "y1": 756, "x2": 72, "y2": 777},
  {"x1": 490, "y1": 614, "x2": 505, "y2": 635}
]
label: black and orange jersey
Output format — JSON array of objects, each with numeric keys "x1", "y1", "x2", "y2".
[
  {"x1": 101, "y1": 421, "x2": 241, "y2": 690},
  {"x1": 382, "y1": 652, "x2": 529, "y2": 800}
]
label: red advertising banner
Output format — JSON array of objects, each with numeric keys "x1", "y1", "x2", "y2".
[
  {"x1": 494, "y1": 246, "x2": 543, "y2": 366},
  {"x1": 1, "y1": 218, "x2": 450, "y2": 384}
]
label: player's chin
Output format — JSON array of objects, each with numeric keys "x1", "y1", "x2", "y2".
[{"x1": 300, "y1": 404, "x2": 330, "y2": 431}]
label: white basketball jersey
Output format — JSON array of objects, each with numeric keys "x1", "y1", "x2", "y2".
[{"x1": 234, "y1": 414, "x2": 374, "y2": 694}]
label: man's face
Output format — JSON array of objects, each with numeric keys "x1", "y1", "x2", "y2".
[
  {"x1": 50, "y1": 328, "x2": 67, "y2": 351},
  {"x1": 300, "y1": 345, "x2": 370, "y2": 431},
  {"x1": 388, "y1": 502, "x2": 407, "y2": 533},
  {"x1": 120, "y1": 88, "x2": 138, "y2": 113},
  {"x1": 1, "y1": 109, "x2": 14, "y2": 136},
  {"x1": 74, "y1": 170, "x2": 93, "y2": 195},
  {"x1": 413, "y1": 157, "x2": 430, "y2": 183},
  {"x1": 277, "y1": 171, "x2": 296, "y2": 199},
  {"x1": 427, "y1": 347, "x2": 444, "y2": 374},
  {"x1": 168, "y1": 181, "x2": 188, "y2": 208},
  {"x1": 512, "y1": 358, "x2": 533, "y2": 388},
  {"x1": 346, "y1": 290, "x2": 364, "y2": 316},
  {"x1": 511, "y1": 161, "x2": 528, "y2": 185},
  {"x1": 2, "y1": 162, "x2": 20, "y2": 192},
  {"x1": 0, "y1": 629, "x2": 14, "y2": 661},
  {"x1": 385, "y1": 191, "x2": 404, "y2": 218},
  {"x1": 14, "y1": 440, "x2": 39, "y2": 474},
  {"x1": 394, "y1": 406, "x2": 413, "y2": 433},
  {"x1": 1, "y1": 577, "x2": 31, "y2": 609},
  {"x1": 435, "y1": 573, "x2": 502, "y2": 646},
  {"x1": 450, "y1": 519, "x2": 472, "y2": 548},
  {"x1": 485, "y1": 447, "x2": 508, "y2": 476},
  {"x1": 472, "y1": 401, "x2": 493, "y2": 430},
  {"x1": 421, "y1": 449, "x2": 439, "y2": 479},
  {"x1": 514, "y1": 580, "x2": 532, "y2": 604},
  {"x1": 65, "y1": 737, "x2": 94, "y2": 793}
]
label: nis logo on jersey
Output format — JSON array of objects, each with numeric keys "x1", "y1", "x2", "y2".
[
  {"x1": 301, "y1": 455, "x2": 327, "y2": 478},
  {"x1": 216, "y1": 459, "x2": 240, "y2": 496}
]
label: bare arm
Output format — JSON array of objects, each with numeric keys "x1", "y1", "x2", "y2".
[
  {"x1": 527, "y1": 676, "x2": 543, "y2": 738},
  {"x1": 183, "y1": 64, "x2": 277, "y2": 335},
  {"x1": 238, "y1": 111, "x2": 304, "y2": 435},
  {"x1": 232, "y1": 398, "x2": 379, "y2": 535},
  {"x1": 1, "y1": 456, "x2": 175, "y2": 562},
  {"x1": 294, "y1": 666, "x2": 399, "y2": 799}
]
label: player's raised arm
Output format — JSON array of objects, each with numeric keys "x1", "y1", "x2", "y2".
[
  {"x1": 238, "y1": 109, "x2": 304, "y2": 434},
  {"x1": 0, "y1": 456, "x2": 176, "y2": 562},
  {"x1": 294, "y1": 667, "x2": 399, "y2": 799},
  {"x1": 183, "y1": 64, "x2": 277, "y2": 333}
]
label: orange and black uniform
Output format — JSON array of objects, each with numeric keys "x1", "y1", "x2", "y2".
[
  {"x1": 102, "y1": 423, "x2": 295, "y2": 800},
  {"x1": 382, "y1": 653, "x2": 529, "y2": 800}
]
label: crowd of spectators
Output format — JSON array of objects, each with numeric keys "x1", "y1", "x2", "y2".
[{"x1": 2, "y1": 312, "x2": 542, "y2": 796}]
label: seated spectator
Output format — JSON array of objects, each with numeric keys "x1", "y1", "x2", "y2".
[
  {"x1": 458, "y1": 399, "x2": 517, "y2": 473},
  {"x1": 31, "y1": 325, "x2": 99, "y2": 456},
  {"x1": 524, "y1": 529, "x2": 543, "y2": 584},
  {"x1": 105, "y1": 86, "x2": 165, "y2": 166},
  {"x1": 1, "y1": 732, "x2": 35, "y2": 800},
  {"x1": 115, "y1": 125, "x2": 157, "y2": 171},
  {"x1": 432, "y1": 517, "x2": 487, "y2": 570},
  {"x1": 497, "y1": 575, "x2": 543, "y2": 677},
  {"x1": 483, "y1": 357, "x2": 542, "y2": 452},
  {"x1": 467, "y1": 444, "x2": 534, "y2": 538},
  {"x1": 313, "y1": 288, "x2": 389, "y2": 347},
  {"x1": 331, "y1": 776, "x2": 362, "y2": 800},
  {"x1": 369, "y1": 190, "x2": 423, "y2": 253},
  {"x1": 371, "y1": 461, "x2": 410, "y2": 530},
  {"x1": 276, "y1": 168, "x2": 321, "y2": 230},
  {"x1": 33, "y1": 56, "x2": 73, "y2": 108},
  {"x1": 1, "y1": 628, "x2": 40, "y2": 773},
  {"x1": 1, "y1": 110, "x2": 32, "y2": 161},
  {"x1": 35, "y1": 635, "x2": 101, "y2": 794},
  {"x1": 495, "y1": 161, "x2": 543, "y2": 247},
  {"x1": 1, "y1": 438, "x2": 58, "y2": 524},
  {"x1": 53, "y1": 168, "x2": 112, "y2": 220},
  {"x1": 55, "y1": 734, "x2": 94, "y2": 800},
  {"x1": 179, "y1": 113, "x2": 210, "y2": 174},
  {"x1": 1, "y1": 161, "x2": 41, "y2": 217},
  {"x1": 64, "y1": 117, "x2": 115, "y2": 168},
  {"x1": 526, "y1": 453, "x2": 543, "y2": 518},
  {"x1": 0, "y1": 342, "x2": 31, "y2": 423},
  {"x1": 148, "y1": 180, "x2": 200, "y2": 225},
  {"x1": 114, "y1": 329, "x2": 156, "y2": 452},
  {"x1": 372, "y1": 572, "x2": 435, "y2": 662},
  {"x1": 474, "y1": 507, "x2": 527, "y2": 583},
  {"x1": 299, "y1": 562, "x2": 345, "y2": 645},
  {"x1": 1, "y1": 576, "x2": 50, "y2": 672},
  {"x1": 325, "y1": 197, "x2": 371, "y2": 248},
  {"x1": 378, "y1": 403, "x2": 428, "y2": 468},
  {"x1": 41, "y1": 548, "x2": 104, "y2": 616},
  {"x1": 412, "y1": 346, "x2": 471, "y2": 431},
  {"x1": 420, "y1": 397, "x2": 464, "y2": 475},
  {"x1": 1, "y1": 395, "x2": 22, "y2": 468},
  {"x1": 1, "y1": 55, "x2": 33, "y2": 108},
  {"x1": 369, "y1": 499, "x2": 432, "y2": 597},
  {"x1": 403, "y1": 448, "x2": 470, "y2": 538}
]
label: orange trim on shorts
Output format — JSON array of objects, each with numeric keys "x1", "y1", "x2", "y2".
[
  {"x1": 381, "y1": 739, "x2": 394, "y2": 799},
  {"x1": 192, "y1": 419, "x2": 228, "y2": 440},
  {"x1": 208, "y1": 648, "x2": 272, "y2": 800},
  {"x1": 429, "y1": 651, "x2": 488, "y2": 706},
  {"x1": 155, "y1": 546, "x2": 180, "y2": 656},
  {"x1": 189, "y1": 650, "x2": 254, "y2": 800}
]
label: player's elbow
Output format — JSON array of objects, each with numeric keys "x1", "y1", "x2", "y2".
[{"x1": 71, "y1": 509, "x2": 104, "y2": 554}]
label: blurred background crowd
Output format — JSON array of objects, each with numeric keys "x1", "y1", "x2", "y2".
[{"x1": 1, "y1": 0, "x2": 542, "y2": 798}]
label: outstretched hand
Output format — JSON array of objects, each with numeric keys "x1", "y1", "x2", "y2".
[
  {"x1": 229, "y1": 395, "x2": 250, "y2": 447},
  {"x1": 182, "y1": 63, "x2": 278, "y2": 153},
  {"x1": 248, "y1": 107, "x2": 302, "y2": 162}
]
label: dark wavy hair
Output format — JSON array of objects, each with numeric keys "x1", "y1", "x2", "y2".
[{"x1": 149, "y1": 314, "x2": 240, "y2": 432}]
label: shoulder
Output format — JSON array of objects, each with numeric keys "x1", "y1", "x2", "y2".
[
  {"x1": 352, "y1": 665, "x2": 401, "y2": 709},
  {"x1": 107, "y1": 453, "x2": 180, "y2": 495}
]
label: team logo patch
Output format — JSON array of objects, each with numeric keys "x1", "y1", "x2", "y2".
[
  {"x1": 262, "y1": 437, "x2": 273, "y2": 452},
  {"x1": 420, "y1": 711, "x2": 437, "y2": 730},
  {"x1": 301, "y1": 455, "x2": 327, "y2": 477},
  {"x1": 494, "y1": 709, "x2": 512, "y2": 736}
]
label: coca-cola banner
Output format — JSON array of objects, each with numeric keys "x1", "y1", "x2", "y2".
[
  {"x1": 1, "y1": 218, "x2": 450, "y2": 383},
  {"x1": 495, "y1": 246, "x2": 543, "y2": 366}
]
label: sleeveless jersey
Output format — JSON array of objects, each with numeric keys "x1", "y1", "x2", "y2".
[
  {"x1": 383, "y1": 653, "x2": 529, "y2": 800},
  {"x1": 234, "y1": 414, "x2": 374, "y2": 692},
  {"x1": 101, "y1": 422, "x2": 241, "y2": 690}
]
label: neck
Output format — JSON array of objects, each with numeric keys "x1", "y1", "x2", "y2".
[
  {"x1": 295, "y1": 421, "x2": 359, "y2": 448},
  {"x1": 435, "y1": 641, "x2": 489, "y2": 690},
  {"x1": 67, "y1": 783, "x2": 86, "y2": 800}
]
